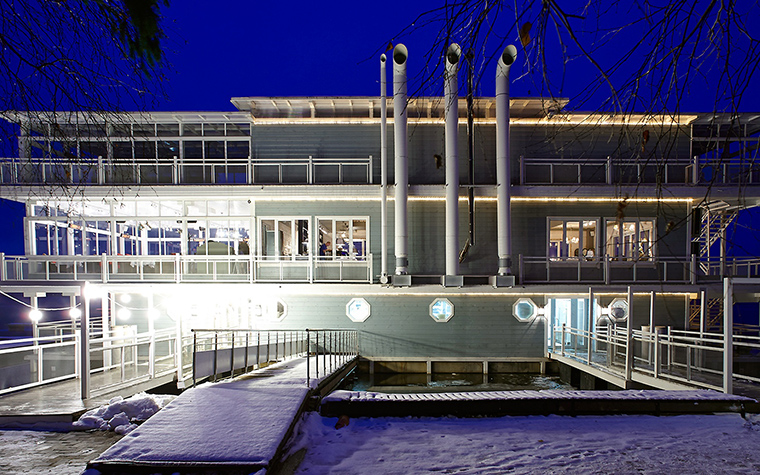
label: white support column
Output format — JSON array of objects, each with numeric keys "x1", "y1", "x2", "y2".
[
  {"x1": 723, "y1": 277, "x2": 733, "y2": 394},
  {"x1": 392, "y1": 44, "x2": 409, "y2": 281},
  {"x1": 80, "y1": 294, "x2": 91, "y2": 400},
  {"x1": 587, "y1": 287, "x2": 594, "y2": 364},
  {"x1": 443, "y1": 43, "x2": 461, "y2": 287},
  {"x1": 380, "y1": 54, "x2": 389, "y2": 284}
]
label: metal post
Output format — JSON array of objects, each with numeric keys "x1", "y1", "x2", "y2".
[
  {"x1": 192, "y1": 332, "x2": 197, "y2": 387},
  {"x1": 561, "y1": 323, "x2": 566, "y2": 356},
  {"x1": 723, "y1": 277, "x2": 734, "y2": 394},
  {"x1": 244, "y1": 332, "x2": 249, "y2": 372},
  {"x1": 257, "y1": 331, "x2": 260, "y2": 368},
  {"x1": 666, "y1": 326, "x2": 672, "y2": 369},
  {"x1": 653, "y1": 330, "x2": 660, "y2": 378},
  {"x1": 306, "y1": 329, "x2": 310, "y2": 386},
  {"x1": 699, "y1": 289, "x2": 706, "y2": 367},
  {"x1": 230, "y1": 331, "x2": 235, "y2": 377},
  {"x1": 316, "y1": 330, "x2": 320, "y2": 379},
  {"x1": 80, "y1": 294, "x2": 91, "y2": 399},
  {"x1": 212, "y1": 332, "x2": 218, "y2": 382},
  {"x1": 649, "y1": 291, "x2": 655, "y2": 365},
  {"x1": 587, "y1": 288, "x2": 594, "y2": 364},
  {"x1": 625, "y1": 325, "x2": 633, "y2": 382}
]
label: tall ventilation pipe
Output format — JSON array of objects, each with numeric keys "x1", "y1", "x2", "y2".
[
  {"x1": 392, "y1": 44, "x2": 410, "y2": 284},
  {"x1": 380, "y1": 53, "x2": 389, "y2": 284},
  {"x1": 493, "y1": 45, "x2": 517, "y2": 286},
  {"x1": 443, "y1": 43, "x2": 463, "y2": 287}
]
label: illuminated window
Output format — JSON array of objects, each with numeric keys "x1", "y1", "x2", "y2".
[
  {"x1": 548, "y1": 219, "x2": 598, "y2": 260},
  {"x1": 254, "y1": 298, "x2": 287, "y2": 322},
  {"x1": 512, "y1": 298, "x2": 538, "y2": 322},
  {"x1": 346, "y1": 298, "x2": 371, "y2": 322},
  {"x1": 317, "y1": 217, "x2": 368, "y2": 260},
  {"x1": 259, "y1": 217, "x2": 310, "y2": 260},
  {"x1": 605, "y1": 219, "x2": 655, "y2": 260},
  {"x1": 429, "y1": 298, "x2": 454, "y2": 323}
]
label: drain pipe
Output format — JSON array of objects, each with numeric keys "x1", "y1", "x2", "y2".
[
  {"x1": 443, "y1": 43, "x2": 463, "y2": 287},
  {"x1": 380, "y1": 54, "x2": 389, "y2": 284},
  {"x1": 392, "y1": 44, "x2": 410, "y2": 285},
  {"x1": 492, "y1": 45, "x2": 517, "y2": 287}
]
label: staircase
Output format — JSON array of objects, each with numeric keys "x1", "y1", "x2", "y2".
[
  {"x1": 688, "y1": 297, "x2": 723, "y2": 332},
  {"x1": 692, "y1": 207, "x2": 738, "y2": 274}
]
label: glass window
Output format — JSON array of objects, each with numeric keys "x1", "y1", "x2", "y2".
[
  {"x1": 548, "y1": 219, "x2": 597, "y2": 260},
  {"x1": 226, "y1": 123, "x2": 251, "y2": 136},
  {"x1": 156, "y1": 124, "x2": 180, "y2": 137},
  {"x1": 203, "y1": 123, "x2": 225, "y2": 136},
  {"x1": 260, "y1": 218, "x2": 310, "y2": 260},
  {"x1": 605, "y1": 219, "x2": 655, "y2": 260},
  {"x1": 227, "y1": 141, "x2": 250, "y2": 159},
  {"x1": 204, "y1": 141, "x2": 225, "y2": 159},
  {"x1": 132, "y1": 123, "x2": 155, "y2": 137},
  {"x1": 317, "y1": 217, "x2": 368, "y2": 260},
  {"x1": 182, "y1": 124, "x2": 201, "y2": 136}
]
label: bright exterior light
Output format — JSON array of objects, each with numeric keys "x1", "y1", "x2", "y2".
[
  {"x1": 346, "y1": 298, "x2": 371, "y2": 322},
  {"x1": 69, "y1": 308, "x2": 82, "y2": 319},
  {"x1": 120, "y1": 294, "x2": 132, "y2": 304},
  {"x1": 429, "y1": 298, "x2": 454, "y2": 323},
  {"x1": 29, "y1": 308, "x2": 42, "y2": 322},
  {"x1": 118, "y1": 308, "x2": 131, "y2": 320}
]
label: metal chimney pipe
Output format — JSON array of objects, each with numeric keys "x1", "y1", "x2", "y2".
[
  {"x1": 496, "y1": 45, "x2": 517, "y2": 276},
  {"x1": 444, "y1": 43, "x2": 462, "y2": 280},
  {"x1": 393, "y1": 44, "x2": 409, "y2": 275},
  {"x1": 380, "y1": 53, "x2": 389, "y2": 284}
]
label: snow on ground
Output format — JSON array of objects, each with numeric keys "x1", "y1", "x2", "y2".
[
  {"x1": 287, "y1": 412, "x2": 760, "y2": 474},
  {"x1": 72, "y1": 392, "x2": 176, "y2": 435}
]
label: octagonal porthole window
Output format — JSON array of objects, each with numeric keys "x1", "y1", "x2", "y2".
[
  {"x1": 346, "y1": 298, "x2": 371, "y2": 322},
  {"x1": 255, "y1": 298, "x2": 288, "y2": 322},
  {"x1": 429, "y1": 298, "x2": 454, "y2": 323},
  {"x1": 512, "y1": 298, "x2": 538, "y2": 322},
  {"x1": 608, "y1": 298, "x2": 629, "y2": 323}
]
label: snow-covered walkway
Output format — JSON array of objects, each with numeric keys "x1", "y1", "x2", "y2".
[{"x1": 88, "y1": 357, "x2": 318, "y2": 473}]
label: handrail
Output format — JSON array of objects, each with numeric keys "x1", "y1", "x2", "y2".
[
  {"x1": 550, "y1": 323, "x2": 758, "y2": 393},
  {"x1": 0, "y1": 155, "x2": 374, "y2": 185},
  {"x1": 0, "y1": 253, "x2": 374, "y2": 284},
  {"x1": 189, "y1": 328, "x2": 359, "y2": 388}
]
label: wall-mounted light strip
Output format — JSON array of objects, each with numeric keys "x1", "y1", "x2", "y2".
[
  {"x1": 253, "y1": 114, "x2": 699, "y2": 127},
  {"x1": 248, "y1": 195, "x2": 693, "y2": 203}
]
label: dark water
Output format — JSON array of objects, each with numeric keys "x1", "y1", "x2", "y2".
[{"x1": 340, "y1": 371, "x2": 575, "y2": 393}]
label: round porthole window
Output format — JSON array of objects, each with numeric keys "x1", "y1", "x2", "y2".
[
  {"x1": 512, "y1": 298, "x2": 537, "y2": 322},
  {"x1": 346, "y1": 298, "x2": 371, "y2": 322},
  {"x1": 429, "y1": 298, "x2": 454, "y2": 323}
]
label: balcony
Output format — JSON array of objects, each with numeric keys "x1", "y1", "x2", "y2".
[
  {"x1": 0, "y1": 254, "x2": 374, "y2": 284},
  {"x1": 0, "y1": 156, "x2": 374, "y2": 186},
  {"x1": 519, "y1": 156, "x2": 760, "y2": 186}
]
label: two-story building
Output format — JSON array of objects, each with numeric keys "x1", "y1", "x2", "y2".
[{"x1": 1, "y1": 45, "x2": 758, "y2": 370}]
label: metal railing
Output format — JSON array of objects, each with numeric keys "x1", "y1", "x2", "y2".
[
  {"x1": 189, "y1": 328, "x2": 359, "y2": 388},
  {"x1": 518, "y1": 254, "x2": 760, "y2": 284},
  {"x1": 0, "y1": 155, "x2": 374, "y2": 186},
  {"x1": 305, "y1": 328, "x2": 359, "y2": 387},
  {"x1": 0, "y1": 332, "x2": 79, "y2": 395},
  {"x1": 0, "y1": 253, "x2": 374, "y2": 284},
  {"x1": 519, "y1": 155, "x2": 760, "y2": 185},
  {"x1": 550, "y1": 323, "x2": 760, "y2": 393},
  {"x1": 191, "y1": 329, "x2": 309, "y2": 385},
  {"x1": 0, "y1": 322, "x2": 186, "y2": 397}
]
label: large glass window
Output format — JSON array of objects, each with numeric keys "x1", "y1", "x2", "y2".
[
  {"x1": 548, "y1": 219, "x2": 597, "y2": 260},
  {"x1": 259, "y1": 218, "x2": 310, "y2": 260},
  {"x1": 605, "y1": 219, "x2": 655, "y2": 260},
  {"x1": 317, "y1": 218, "x2": 368, "y2": 259}
]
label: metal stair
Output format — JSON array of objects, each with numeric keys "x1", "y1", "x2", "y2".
[
  {"x1": 688, "y1": 297, "x2": 723, "y2": 332},
  {"x1": 692, "y1": 206, "x2": 738, "y2": 274}
]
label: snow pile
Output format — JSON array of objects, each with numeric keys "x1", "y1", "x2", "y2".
[{"x1": 72, "y1": 392, "x2": 176, "y2": 435}]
